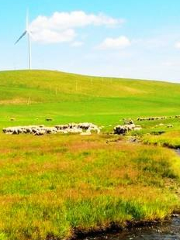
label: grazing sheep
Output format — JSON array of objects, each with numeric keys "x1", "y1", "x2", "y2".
[
  {"x1": 46, "y1": 118, "x2": 53, "y2": 122},
  {"x1": 124, "y1": 119, "x2": 134, "y2": 125},
  {"x1": 114, "y1": 123, "x2": 141, "y2": 135},
  {"x1": 114, "y1": 125, "x2": 128, "y2": 135},
  {"x1": 167, "y1": 124, "x2": 173, "y2": 128},
  {"x1": 137, "y1": 116, "x2": 168, "y2": 121},
  {"x1": 34, "y1": 130, "x2": 46, "y2": 136},
  {"x1": 2, "y1": 123, "x2": 100, "y2": 136}
]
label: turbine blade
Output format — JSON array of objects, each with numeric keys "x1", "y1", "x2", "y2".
[{"x1": 15, "y1": 31, "x2": 27, "y2": 45}]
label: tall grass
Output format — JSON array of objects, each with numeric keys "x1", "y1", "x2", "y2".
[
  {"x1": 143, "y1": 131, "x2": 180, "y2": 148},
  {"x1": 0, "y1": 134, "x2": 179, "y2": 239}
]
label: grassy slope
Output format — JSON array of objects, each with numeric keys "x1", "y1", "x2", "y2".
[{"x1": 0, "y1": 70, "x2": 180, "y2": 127}]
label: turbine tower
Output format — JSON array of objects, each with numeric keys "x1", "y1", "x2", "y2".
[{"x1": 15, "y1": 12, "x2": 32, "y2": 69}]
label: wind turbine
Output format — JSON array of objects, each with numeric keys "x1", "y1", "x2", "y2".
[{"x1": 15, "y1": 12, "x2": 32, "y2": 69}]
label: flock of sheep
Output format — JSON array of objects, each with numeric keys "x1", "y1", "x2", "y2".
[
  {"x1": 114, "y1": 120, "x2": 142, "y2": 135},
  {"x1": 3, "y1": 121, "x2": 141, "y2": 136},
  {"x1": 3, "y1": 114, "x2": 178, "y2": 136},
  {"x1": 137, "y1": 115, "x2": 180, "y2": 121},
  {"x1": 2, "y1": 123, "x2": 100, "y2": 136},
  {"x1": 137, "y1": 116, "x2": 167, "y2": 121}
]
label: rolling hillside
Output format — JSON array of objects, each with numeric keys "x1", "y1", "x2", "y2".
[{"x1": 0, "y1": 70, "x2": 180, "y2": 126}]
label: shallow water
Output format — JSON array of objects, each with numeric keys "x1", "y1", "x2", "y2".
[{"x1": 85, "y1": 217, "x2": 180, "y2": 240}]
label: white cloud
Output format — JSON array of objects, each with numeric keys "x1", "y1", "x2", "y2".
[
  {"x1": 32, "y1": 29, "x2": 76, "y2": 43},
  {"x1": 97, "y1": 36, "x2": 131, "y2": 50},
  {"x1": 30, "y1": 11, "x2": 124, "y2": 44},
  {"x1": 175, "y1": 42, "x2": 180, "y2": 49},
  {"x1": 71, "y1": 41, "x2": 84, "y2": 47}
]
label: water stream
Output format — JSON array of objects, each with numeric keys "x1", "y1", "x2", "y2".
[{"x1": 85, "y1": 216, "x2": 180, "y2": 240}]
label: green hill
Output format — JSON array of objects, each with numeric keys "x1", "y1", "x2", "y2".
[{"x1": 0, "y1": 70, "x2": 180, "y2": 126}]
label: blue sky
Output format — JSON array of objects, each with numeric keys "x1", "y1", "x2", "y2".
[{"x1": 1, "y1": 0, "x2": 180, "y2": 82}]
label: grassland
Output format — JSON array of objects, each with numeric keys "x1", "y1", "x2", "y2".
[
  {"x1": 142, "y1": 130, "x2": 180, "y2": 149},
  {"x1": 0, "y1": 70, "x2": 180, "y2": 239},
  {"x1": 0, "y1": 134, "x2": 179, "y2": 240},
  {"x1": 0, "y1": 70, "x2": 180, "y2": 127},
  {"x1": 130, "y1": 118, "x2": 180, "y2": 149}
]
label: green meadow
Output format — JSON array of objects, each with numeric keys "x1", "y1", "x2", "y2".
[
  {"x1": 0, "y1": 70, "x2": 180, "y2": 126},
  {"x1": 0, "y1": 70, "x2": 180, "y2": 240}
]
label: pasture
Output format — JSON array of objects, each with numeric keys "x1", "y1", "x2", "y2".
[{"x1": 0, "y1": 70, "x2": 180, "y2": 128}]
